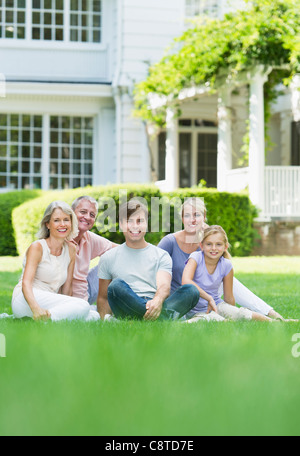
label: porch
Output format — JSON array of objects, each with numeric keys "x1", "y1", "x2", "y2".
[
  {"x1": 155, "y1": 69, "x2": 300, "y2": 224},
  {"x1": 225, "y1": 166, "x2": 300, "y2": 220}
]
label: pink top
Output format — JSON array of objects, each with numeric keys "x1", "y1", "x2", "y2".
[{"x1": 72, "y1": 231, "x2": 114, "y2": 301}]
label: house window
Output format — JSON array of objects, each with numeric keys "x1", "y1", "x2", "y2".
[
  {"x1": 32, "y1": 0, "x2": 64, "y2": 41},
  {"x1": 0, "y1": 114, "x2": 43, "y2": 190},
  {"x1": 0, "y1": 113, "x2": 94, "y2": 190},
  {"x1": 0, "y1": 0, "x2": 26, "y2": 39},
  {"x1": 49, "y1": 116, "x2": 94, "y2": 189},
  {"x1": 0, "y1": 0, "x2": 102, "y2": 43},
  {"x1": 70, "y1": 0, "x2": 102, "y2": 43},
  {"x1": 185, "y1": 0, "x2": 218, "y2": 18}
]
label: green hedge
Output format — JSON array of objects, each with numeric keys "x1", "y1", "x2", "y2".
[
  {"x1": 12, "y1": 185, "x2": 162, "y2": 255},
  {"x1": 0, "y1": 189, "x2": 42, "y2": 256},
  {"x1": 12, "y1": 184, "x2": 257, "y2": 257}
]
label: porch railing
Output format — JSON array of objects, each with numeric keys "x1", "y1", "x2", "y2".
[
  {"x1": 156, "y1": 166, "x2": 300, "y2": 219},
  {"x1": 264, "y1": 166, "x2": 300, "y2": 218},
  {"x1": 226, "y1": 166, "x2": 300, "y2": 218}
]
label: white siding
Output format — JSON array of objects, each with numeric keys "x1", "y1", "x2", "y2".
[
  {"x1": 1, "y1": 44, "x2": 109, "y2": 83},
  {"x1": 0, "y1": 0, "x2": 115, "y2": 84},
  {"x1": 119, "y1": 0, "x2": 185, "y2": 83},
  {"x1": 95, "y1": 107, "x2": 116, "y2": 185},
  {"x1": 115, "y1": 0, "x2": 185, "y2": 183}
]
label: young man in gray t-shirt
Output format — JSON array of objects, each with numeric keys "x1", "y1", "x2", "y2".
[{"x1": 97, "y1": 200, "x2": 199, "y2": 321}]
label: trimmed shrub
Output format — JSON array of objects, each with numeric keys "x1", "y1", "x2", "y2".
[
  {"x1": 12, "y1": 184, "x2": 257, "y2": 257},
  {"x1": 0, "y1": 189, "x2": 42, "y2": 256}
]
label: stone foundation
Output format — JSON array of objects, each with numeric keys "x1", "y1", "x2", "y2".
[{"x1": 252, "y1": 221, "x2": 300, "y2": 256}]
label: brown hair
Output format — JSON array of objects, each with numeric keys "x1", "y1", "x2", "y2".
[
  {"x1": 202, "y1": 225, "x2": 231, "y2": 260},
  {"x1": 119, "y1": 199, "x2": 149, "y2": 222}
]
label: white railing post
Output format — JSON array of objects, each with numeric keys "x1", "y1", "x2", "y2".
[
  {"x1": 291, "y1": 74, "x2": 300, "y2": 122},
  {"x1": 217, "y1": 87, "x2": 232, "y2": 191},
  {"x1": 264, "y1": 166, "x2": 300, "y2": 218},
  {"x1": 164, "y1": 107, "x2": 179, "y2": 191},
  {"x1": 248, "y1": 66, "x2": 271, "y2": 217}
]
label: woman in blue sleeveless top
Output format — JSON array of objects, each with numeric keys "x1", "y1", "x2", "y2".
[{"x1": 158, "y1": 197, "x2": 286, "y2": 321}]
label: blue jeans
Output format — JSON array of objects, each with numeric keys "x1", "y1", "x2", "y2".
[
  {"x1": 87, "y1": 266, "x2": 99, "y2": 304},
  {"x1": 107, "y1": 279, "x2": 200, "y2": 321}
]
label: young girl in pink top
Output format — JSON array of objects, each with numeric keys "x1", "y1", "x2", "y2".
[{"x1": 182, "y1": 226, "x2": 274, "y2": 322}]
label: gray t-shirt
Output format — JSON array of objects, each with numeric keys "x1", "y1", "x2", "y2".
[{"x1": 98, "y1": 243, "x2": 172, "y2": 299}]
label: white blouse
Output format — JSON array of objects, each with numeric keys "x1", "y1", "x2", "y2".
[{"x1": 12, "y1": 239, "x2": 70, "y2": 299}]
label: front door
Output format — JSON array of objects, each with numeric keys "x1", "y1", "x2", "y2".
[
  {"x1": 292, "y1": 121, "x2": 300, "y2": 165},
  {"x1": 179, "y1": 133, "x2": 192, "y2": 188},
  {"x1": 197, "y1": 133, "x2": 218, "y2": 187}
]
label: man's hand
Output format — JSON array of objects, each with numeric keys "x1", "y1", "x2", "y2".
[
  {"x1": 144, "y1": 297, "x2": 163, "y2": 321},
  {"x1": 144, "y1": 270, "x2": 171, "y2": 321}
]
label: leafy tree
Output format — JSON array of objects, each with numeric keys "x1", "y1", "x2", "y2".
[{"x1": 133, "y1": 0, "x2": 300, "y2": 127}]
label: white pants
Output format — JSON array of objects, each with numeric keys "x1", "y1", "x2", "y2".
[
  {"x1": 219, "y1": 277, "x2": 273, "y2": 316},
  {"x1": 12, "y1": 289, "x2": 100, "y2": 322},
  {"x1": 186, "y1": 302, "x2": 253, "y2": 323}
]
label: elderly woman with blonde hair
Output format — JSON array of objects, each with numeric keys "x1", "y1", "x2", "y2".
[{"x1": 12, "y1": 201, "x2": 99, "y2": 322}]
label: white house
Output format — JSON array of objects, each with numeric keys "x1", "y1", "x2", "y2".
[
  {"x1": 0, "y1": 0, "x2": 187, "y2": 192},
  {"x1": 0, "y1": 0, "x2": 299, "y2": 223}
]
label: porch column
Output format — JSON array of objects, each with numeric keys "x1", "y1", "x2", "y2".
[
  {"x1": 165, "y1": 107, "x2": 179, "y2": 190},
  {"x1": 291, "y1": 74, "x2": 300, "y2": 122},
  {"x1": 217, "y1": 87, "x2": 232, "y2": 191},
  {"x1": 248, "y1": 67, "x2": 270, "y2": 216}
]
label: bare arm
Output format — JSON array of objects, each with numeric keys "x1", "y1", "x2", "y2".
[
  {"x1": 97, "y1": 279, "x2": 112, "y2": 320},
  {"x1": 22, "y1": 243, "x2": 51, "y2": 321},
  {"x1": 182, "y1": 258, "x2": 218, "y2": 314},
  {"x1": 143, "y1": 270, "x2": 171, "y2": 321},
  {"x1": 223, "y1": 269, "x2": 235, "y2": 306},
  {"x1": 61, "y1": 243, "x2": 76, "y2": 296}
]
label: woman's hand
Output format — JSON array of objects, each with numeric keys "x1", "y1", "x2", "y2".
[
  {"x1": 207, "y1": 298, "x2": 218, "y2": 314},
  {"x1": 32, "y1": 308, "x2": 51, "y2": 321}
]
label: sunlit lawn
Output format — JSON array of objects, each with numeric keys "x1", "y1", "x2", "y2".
[{"x1": 0, "y1": 256, "x2": 300, "y2": 436}]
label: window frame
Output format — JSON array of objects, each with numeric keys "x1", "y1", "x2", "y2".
[
  {"x1": 0, "y1": 0, "x2": 103, "y2": 45},
  {"x1": 0, "y1": 112, "x2": 95, "y2": 191},
  {"x1": 48, "y1": 114, "x2": 94, "y2": 190},
  {"x1": 0, "y1": 0, "x2": 27, "y2": 40},
  {"x1": 0, "y1": 113, "x2": 43, "y2": 190},
  {"x1": 185, "y1": 0, "x2": 219, "y2": 18}
]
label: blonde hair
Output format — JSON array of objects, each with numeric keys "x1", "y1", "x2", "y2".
[
  {"x1": 181, "y1": 197, "x2": 206, "y2": 219},
  {"x1": 37, "y1": 201, "x2": 78, "y2": 241},
  {"x1": 202, "y1": 225, "x2": 231, "y2": 260}
]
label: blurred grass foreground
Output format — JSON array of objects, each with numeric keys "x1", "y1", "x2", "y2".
[{"x1": 0, "y1": 256, "x2": 300, "y2": 436}]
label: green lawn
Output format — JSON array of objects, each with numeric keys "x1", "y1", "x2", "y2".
[{"x1": 0, "y1": 256, "x2": 300, "y2": 436}]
